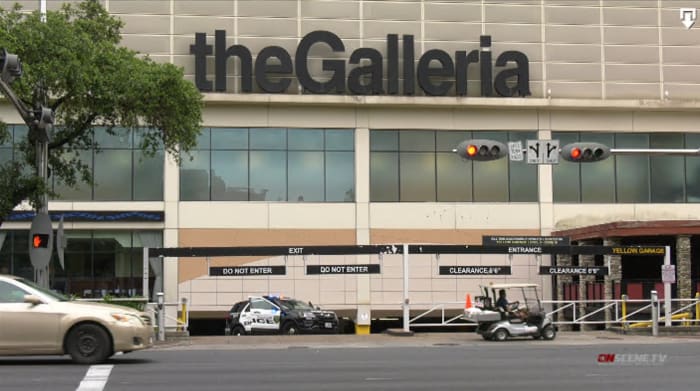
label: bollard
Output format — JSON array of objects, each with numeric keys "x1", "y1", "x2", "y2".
[
  {"x1": 157, "y1": 292, "x2": 165, "y2": 342},
  {"x1": 179, "y1": 297, "x2": 188, "y2": 332},
  {"x1": 621, "y1": 294, "x2": 628, "y2": 329},
  {"x1": 650, "y1": 290, "x2": 658, "y2": 337},
  {"x1": 696, "y1": 292, "x2": 699, "y2": 324}
]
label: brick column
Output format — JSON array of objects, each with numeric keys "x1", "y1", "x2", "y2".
[
  {"x1": 603, "y1": 237, "x2": 622, "y2": 328},
  {"x1": 556, "y1": 254, "x2": 573, "y2": 330},
  {"x1": 676, "y1": 235, "x2": 692, "y2": 300}
]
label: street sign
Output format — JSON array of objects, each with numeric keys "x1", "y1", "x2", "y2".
[
  {"x1": 483, "y1": 235, "x2": 570, "y2": 247},
  {"x1": 508, "y1": 141, "x2": 523, "y2": 161},
  {"x1": 527, "y1": 139, "x2": 560, "y2": 164},
  {"x1": 661, "y1": 264, "x2": 676, "y2": 283}
]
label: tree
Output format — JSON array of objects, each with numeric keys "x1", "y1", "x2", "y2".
[{"x1": 0, "y1": 0, "x2": 202, "y2": 225}]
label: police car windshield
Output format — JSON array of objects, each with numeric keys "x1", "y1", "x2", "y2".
[{"x1": 279, "y1": 299, "x2": 313, "y2": 310}]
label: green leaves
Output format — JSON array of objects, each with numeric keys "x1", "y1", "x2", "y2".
[{"x1": 0, "y1": 0, "x2": 202, "y2": 221}]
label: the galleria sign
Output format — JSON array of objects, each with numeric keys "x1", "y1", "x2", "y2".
[{"x1": 190, "y1": 30, "x2": 530, "y2": 97}]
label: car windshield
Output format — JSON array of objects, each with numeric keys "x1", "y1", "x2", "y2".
[
  {"x1": 278, "y1": 299, "x2": 313, "y2": 311},
  {"x1": 17, "y1": 277, "x2": 70, "y2": 302}
]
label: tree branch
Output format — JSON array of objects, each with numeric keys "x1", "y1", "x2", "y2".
[{"x1": 48, "y1": 113, "x2": 97, "y2": 150}]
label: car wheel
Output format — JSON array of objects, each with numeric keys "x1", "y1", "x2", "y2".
[
  {"x1": 281, "y1": 321, "x2": 299, "y2": 335},
  {"x1": 66, "y1": 323, "x2": 112, "y2": 365},
  {"x1": 230, "y1": 325, "x2": 246, "y2": 336},
  {"x1": 541, "y1": 325, "x2": 556, "y2": 340},
  {"x1": 492, "y1": 328, "x2": 508, "y2": 342}
]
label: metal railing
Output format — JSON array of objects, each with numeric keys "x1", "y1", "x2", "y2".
[{"x1": 408, "y1": 301, "x2": 476, "y2": 328}]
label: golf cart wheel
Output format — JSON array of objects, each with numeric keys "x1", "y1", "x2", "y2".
[
  {"x1": 492, "y1": 328, "x2": 508, "y2": 342},
  {"x1": 541, "y1": 325, "x2": 556, "y2": 340}
]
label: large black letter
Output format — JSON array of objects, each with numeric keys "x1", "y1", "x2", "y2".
[
  {"x1": 387, "y1": 34, "x2": 399, "y2": 94},
  {"x1": 494, "y1": 51, "x2": 531, "y2": 97},
  {"x1": 255, "y1": 46, "x2": 293, "y2": 93},
  {"x1": 479, "y1": 35, "x2": 492, "y2": 97},
  {"x1": 417, "y1": 49, "x2": 454, "y2": 96},
  {"x1": 215, "y1": 30, "x2": 253, "y2": 92},
  {"x1": 190, "y1": 32, "x2": 213, "y2": 92},
  {"x1": 403, "y1": 35, "x2": 415, "y2": 95},
  {"x1": 296, "y1": 31, "x2": 346, "y2": 93},
  {"x1": 455, "y1": 50, "x2": 479, "y2": 96},
  {"x1": 348, "y1": 48, "x2": 384, "y2": 95}
]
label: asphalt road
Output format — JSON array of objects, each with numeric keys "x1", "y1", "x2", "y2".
[{"x1": 1, "y1": 334, "x2": 699, "y2": 391}]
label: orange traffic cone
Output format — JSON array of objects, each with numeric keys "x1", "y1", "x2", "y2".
[{"x1": 465, "y1": 293, "x2": 473, "y2": 309}]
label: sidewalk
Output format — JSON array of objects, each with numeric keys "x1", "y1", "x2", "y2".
[{"x1": 153, "y1": 331, "x2": 700, "y2": 351}]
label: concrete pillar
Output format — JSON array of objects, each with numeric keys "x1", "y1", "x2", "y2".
[
  {"x1": 676, "y1": 235, "x2": 692, "y2": 299},
  {"x1": 603, "y1": 237, "x2": 622, "y2": 328},
  {"x1": 555, "y1": 254, "x2": 572, "y2": 331}
]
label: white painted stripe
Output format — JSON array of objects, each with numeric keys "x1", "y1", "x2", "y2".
[{"x1": 76, "y1": 365, "x2": 114, "y2": 391}]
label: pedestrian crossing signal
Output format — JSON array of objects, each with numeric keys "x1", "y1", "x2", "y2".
[{"x1": 32, "y1": 234, "x2": 49, "y2": 249}]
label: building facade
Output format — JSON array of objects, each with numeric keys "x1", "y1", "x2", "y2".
[{"x1": 2, "y1": 1, "x2": 700, "y2": 330}]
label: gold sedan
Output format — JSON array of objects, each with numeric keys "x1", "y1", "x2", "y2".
[{"x1": 0, "y1": 274, "x2": 154, "y2": 364}]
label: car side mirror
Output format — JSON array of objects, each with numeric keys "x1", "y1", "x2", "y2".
[{"x1": 24, "y1": 294, "x2": 43, "y2": 306}]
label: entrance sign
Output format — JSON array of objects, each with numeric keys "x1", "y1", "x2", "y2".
[
  {"x1": 210, "y1": 266, "x2": 286, "y2": 276},
  {"x1": 307, "y1": 264, "x2": 380, "y2": 275},
  {"x1": 439, "y1": 266, "x2": 511, "y2": 275}
]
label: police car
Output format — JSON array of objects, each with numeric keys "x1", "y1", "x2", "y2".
[{"x1": 224, "y1": 296, "x2": 339, "y2": 335}]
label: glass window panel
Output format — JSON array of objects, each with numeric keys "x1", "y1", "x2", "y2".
[
  {"x1": 437, "y1": 152, "x2": 472, "y2": 201},
  {"x1": 400, "y1": 152, "x2": 436, "y2": 201},
  {"x1": 194, "y1": 128, "x2": 211, "y2": 149},
  {"x1": 326, "y1": 151, "x2": 355, "y2": 202},
  {"x1": 552, "y1": 132, "x2": 580, "y2": 202},
  {"x1": 615, "y1": 134, "x2": 649, "y2": 203},
  {"x1": 436, "y1": 131, "x2": 470, "y2": 152},
  {"x1": 54, "y1": 150, "x2": 93, "y2": 201},
  {"x1": 650, "y1": 133, "x2": 684, "y2": 202},
  {"x1": 180, "y1": 150, "x2": 210, "y2": 201},
  {"x1": 94, "y1": 150, "x2": 132, "y2": 201},
  {"x1": 133, "y1": 128, "x2": 164, "y2": 149},
  {"x1": 211, "y1": 128, "x2": 248, "y2": 150},
  {"x1": 581, "y1": 133, "x2": 615, "y2": 203},
  {"x1": 508, "y1": 132, "x2": 538, "y2": 202},
  {"x1": 370, "y1": 152, "x2": 399, "y2": 201},
  {"x1": 94, "y1": 231, "x2": 131, "y2": 252},
  {"x1": 134, "y1": 150, "x2": 164, "y2": 201},
  {"x1": 211, "y1": 150, "x2": 249, "y2": 201},
  {"x1": 250, "y1": 128, "x2": 286, "y2": 150},
  {"x1": 400, "y1": 131, "x2": 435, "y2": 152},
  {"x1": 94, "y1": 127, "x2": 132, "y2": 149},
  {"x1": 473, "y1": 159, "x2": 508, "y2": 201},
  {"x1": 370, "y1": 131, "x2": 398, "y2": 151},
  {"x1": 13, "y1": 125, "x2": 27, "y2": 146},
  {"x1": 288, "y1": 129, "x2": 324, "y2": 150},
  {"x1": 325, "y1": 129, "x2": 354, "y2": 151},
  {"x1": 11, "y1": 253, "x2": 32, "y2": 280},
  {"x1": 0, "y1": 127, "x2": 10, "y2": 147},
  {"x1": 288, "y1": 151, "x2": 324, "y2": 202},
  {"x1": 472, "y1": 132, "x2": 508, "y2": 202},
  {"x1": 686, "y1": 134, "x2": 700, "y2": 202},
  {"x1": 0, "y1": 148, "x2": 11, "y2": 164},
  {"x1": 250, "y1": 151, "x2": 286, "y2": 201}
]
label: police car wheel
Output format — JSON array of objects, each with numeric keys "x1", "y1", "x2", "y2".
[
  {"x1": 282, "y1": 322, "x2": 299, "y2": 335},
  {"x1": 231, "y1": 325, "x2": 245, "y2": 336}
]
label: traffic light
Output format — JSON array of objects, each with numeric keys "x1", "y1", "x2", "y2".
[
  {"x1": 560, "y1": 142, "x2": 611, "y2": 163},
  {"x1": 454, "y1": 139, "x2": 507, "y2": 161},
  {"x1": 32, "y1": 234, "x2": 50, "y2": 249},
  {"x1": 0, "y1": 48, "x2": 22, "y2": 84}
]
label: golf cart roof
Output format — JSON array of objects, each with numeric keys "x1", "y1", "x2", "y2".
[{"x1": 486, "y1": 283, "x2": 539, "y2": 289}]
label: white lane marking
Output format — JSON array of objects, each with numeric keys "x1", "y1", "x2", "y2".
[
  {"x1": 76, "y1": 365, "x2": 114, "y2": 391},
  {"x1": 365, "y1": 378, "x2": 393, "y2": 381}
]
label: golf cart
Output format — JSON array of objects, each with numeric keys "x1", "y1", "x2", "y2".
[{"x1": 463, "y1": 283, "x2": 556, "y2": 341}]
